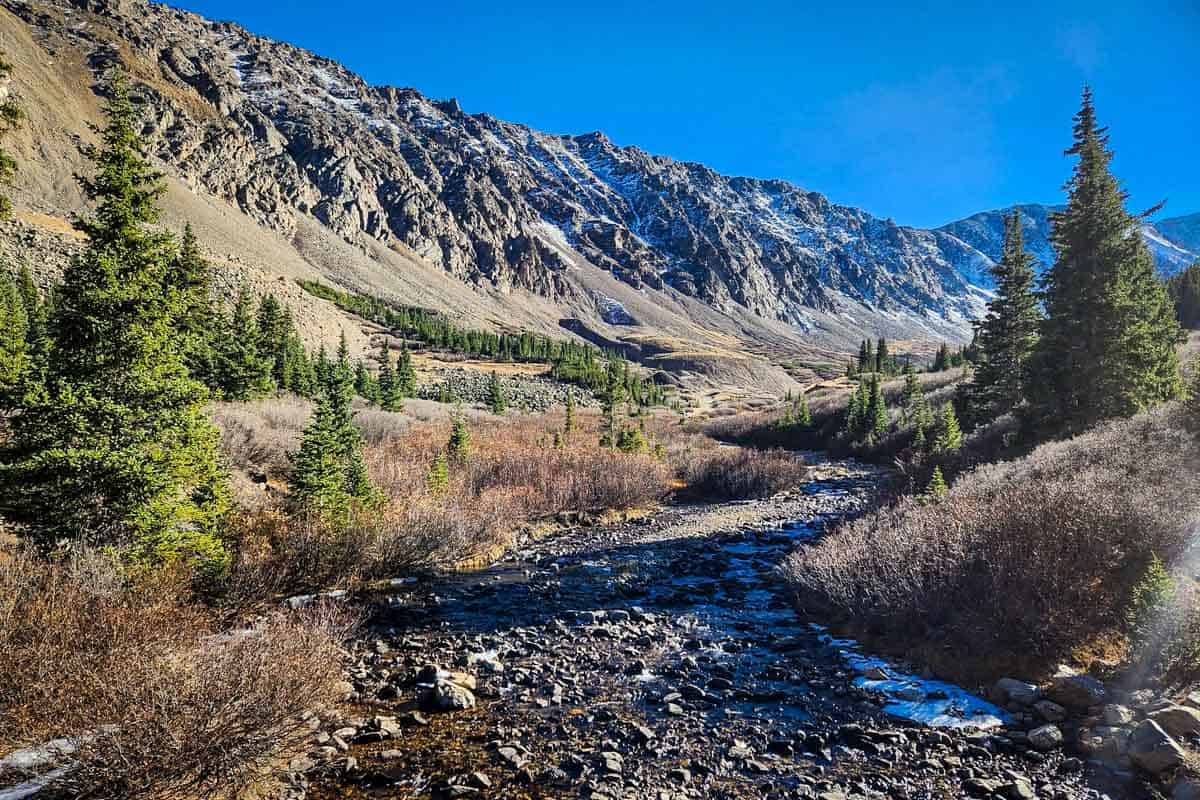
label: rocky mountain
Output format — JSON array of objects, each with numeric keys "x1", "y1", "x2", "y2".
[
  {"x1": 939, "y1": 205, "x2": 1199, "y2": 281},
  {"x1": 0, "y1": 0, "x2": 1192, "y2": 392}
]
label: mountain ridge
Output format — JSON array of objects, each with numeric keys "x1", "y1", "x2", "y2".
[{"x1": 0, "y1": 0, "x2": 1193, "y2": 394}]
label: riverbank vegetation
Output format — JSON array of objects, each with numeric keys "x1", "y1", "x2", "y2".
[{"x1": 777, "y1": 89, "x2": 1200, "y2": 690}]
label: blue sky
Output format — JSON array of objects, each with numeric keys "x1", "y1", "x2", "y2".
[{"x1": 177, "y1": 0, "x2": 1198, "y2": 228}]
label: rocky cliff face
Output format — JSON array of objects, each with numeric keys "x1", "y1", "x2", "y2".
[
  {"x1": 2, "y1": 0, "x2": 999, "y2": 338},
  {"x1": 6, "y1": 0, "x2": 1193, "y2": 364},
  {"x1": 939, "y1": 205, "x2": 1199, "y2": 282}
]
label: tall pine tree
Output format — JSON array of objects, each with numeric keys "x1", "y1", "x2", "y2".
[
  {"x1": 960, "y1": 210, "x2": 1041, "y2": 426},
  {"x1": 1026, "y1": 88, "x2": 1182, "y2": 436},
  {"x1": 171, "y1": 224, "x2": 218, "y2": 387},
  {"x1": 0, "y1": 72, "x2": 228, "y2": 572}
]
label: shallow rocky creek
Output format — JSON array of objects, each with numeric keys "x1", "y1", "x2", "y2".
[{"x1": 305, "y1": 459, "x2": 1130, "y2": 800}]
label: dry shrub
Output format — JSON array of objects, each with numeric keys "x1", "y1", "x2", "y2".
[
  {"x1": 210, "y1": 396, "x2": 312, "y2": 476},
  {"x1": 0, "y1": 546, "x2": 347, "y2": 799},
  {"x1": 225, "y1": 410, "x2": 675, "y2": 596},
  {"x1": 784, "y1": 404, "x2": 1200, "y2": 683},
  {"x1": 677, "y1": 446, "x2": 809, "y2": 501}
]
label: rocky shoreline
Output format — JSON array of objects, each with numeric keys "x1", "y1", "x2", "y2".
[{"x1": 275, "y1": 458, "x2": 1147, "y2": 800}]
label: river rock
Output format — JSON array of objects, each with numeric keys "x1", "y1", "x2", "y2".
[
  {"x1": 1149, "y1": 705, "x2": 1200, "y2": 738},
  {"x1": 995, "y1": 678, "x2": 1040, "y2": 706},
  {"x1": 1034, "y1": 700, "x2": 1067, "y2": 722},
  {"x1": 1128, "y1": 720, "x2": 1186, "y2": 775},
  {"x1": 1027, "y1": 724, "x2": 1063, "y2": 751},
  {"x1": 1045, "y1": 667, "x2": 1107, "y2": 709},
  {"x1": 423, "y1": 678, "x2": 477, "y2": 711},
  {"x1": 1102, "y1": 704, "x2": 1136, "y2": 726}
]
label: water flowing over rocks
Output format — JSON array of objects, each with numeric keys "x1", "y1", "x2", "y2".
[{"x1": 282, "y1": 459, "x2": 1141, "y2": 800}]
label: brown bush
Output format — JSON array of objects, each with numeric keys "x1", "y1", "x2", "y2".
[
  {"x1": 783, "y1": 404, "x2": 1200, "y2": 683},
  {"x1": 225, "y1": 410, "x2": 676, "y2": 596},
  {"x1": 0, "y1": 546, "x2": 348, "y2": 799},
  {"x1": 210, "y1": 397, "x2": 311, "y2": 477},
  {"x1": 676, "y1": 446, "x2": 809, "y2": 501}
]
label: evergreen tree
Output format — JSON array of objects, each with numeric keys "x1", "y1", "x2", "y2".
[
  {"x1": 377, "y1": 341, "x2": 404, "y2": 411},
  {"x1": 254, "y1": 293, "x2": 292, "y2": 389},
  {"x1": 171, "y1": 224, "x2": 218, "y2": 387},
  {"x1": 876, "y1": 338, "x2": 892, "y2": 376},
  {"x1": 931, "y1": 343, "x2": 951, "y2": 372},
  {"x1": 279, "y1": 312, "x2": 315, "y2": 396},
  {"x1": 487, "y1": 370, "x2": 508, "y2": 415},
  {"x1": 931, "y1": 403, "x2": 963, "y2": 453},
  {"x1": 857, "y1": 339, "x2": 876, "y2": 374},
  {"x1": 1168, "y1": 261, "x2": 1200, "y2": 329},
  {"x1": 354, "y1": 358, "x2": 380, "y2": 403},
  {"x1": 960, "y1": 210, "x2": 1041, "y2": 425},
  {"x1": 925, "y1": 466, "x2": 948, "y2": 501},
  {"x1": 426, "y1": 452, "x2": 449, "y2": 495},
  {"x1": 1027, "y1": 88, "x2": 1183, "y2": 436},
  {"x1": 216, "y1": 289, "x2": 272, "y2": 400},
  {"x1": 0, "y1": 53, "x2": 22, "y2": 220},
  {"x1": 845, "y1": 379, "x2": 870, "y2": 439},
  {"x1": 16, "y1": 263, "x2": 48, "y2": 377},
  {"x1": 447, "y1": 411, "x2": 472, "y2": 462},
  {"x1": 563, "y1": 392, "x2": 577, "y2": 434},
  {"x1": 0, "y1": 72, "x2": 227, "y2": 572},
  {"x1": 794, "y1": 392, "x2": 813, "y2": 428},
  {"x1": 616, "y1": 425, "x2": 649, "y2": 454},
  {"x1": 867, "y1": 374, "x2": 888, "y2": 440},
  {"x1": 0, "y1": 270, "x2": 29, "y2": 407},
  {"x1": 289, "y1": 350, "x2": 375, "y2": 519},
  {"x1": 395, "y1": 344, "x2": 416, "y2": 397},
  {"x1": 901, "y1": 364, "x2": 922, "y2": 423},
  {"x1": 599, "y1": 360, "x2": 626, "y2": 449}
]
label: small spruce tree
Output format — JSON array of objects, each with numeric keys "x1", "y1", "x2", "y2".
[
  {"x1": 216, "y1": 289, "x2": 273, "y2": 400},
  {"x1": 172, "y1": 224, "x2": 219, "y2": 388},
  {"x1": 0, "y1": 270, "x2": 29, "y2": 407},
  {"x1": 925, "y1": 466, "x2": 948, "y2": 502},
  {"x1": 395, "y1": 344, "x2": 416, "y2": 397},
  {"x1": 289, "y1": 348, "x2": 375, "y2": 520},
  {"x1": 795, "y1": 392, "x2": 812, "y2": 428},
  {"x1": 447, "y1": 411, "x2": 472, "y2": 462},
  {"x1": 868, "y1": 374, "x2": 888, "y2": 440},
  {"x1": 563, "y1": 392, "x2": 577, "y2": 435},
  {"x1": 931, "y1": 403, "x2": 963, "y2": 453},
  {"x1": 488, "y1": 370, "x2": 508, "y2": 415},
  {"x1": 426, "y1": 452, "x2": 449, "y2": 495}
]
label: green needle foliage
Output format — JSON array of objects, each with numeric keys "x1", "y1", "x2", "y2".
[
  {"x1": 1168, "y1": 262, "x2": 1200, "y2": 329},
  {"x1": 1027, "y1": 88, "x2": 1183, "y2": 436},
  {"x1": 289, "y1": 347, "x2": 375, "y2": 521},
  {"x1": 931, "y1": 403, "x2": 963, "y2": 453},
  {"x1": 216, "y1": 289, "x2": 272, "y2": 400},
  {"x1": 959, "y1": 210, "x2": 1041, "y2": 427},
  {"x1": 924, "y1": 466, "x2": 948, "y2": 502},
  {"x1": 563, "y1": 392, "x2": 577, "y2": 435},
  {"x1": 0, "y1": 53, "x2": 23, "y2": 220},
  {"x1": 171, "y1": 224, "x2": 219, "y2": 387},
  {"x1": 0, "y1": 270, "x2": 29, "y2": 406},
  {"x1": 488, "y1": 370, "x2": 508, "y2": 415},
  {"x1": 0, "y1": 71, "x2": 228, "y2": 574},
  {"x1": 447, "y1": 411, "x2": 472, "y2": 462}
]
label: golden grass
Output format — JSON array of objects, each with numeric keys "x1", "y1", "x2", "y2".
[{"x1": 15, "y1": 210, "x2": 85, "y2": 239}]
